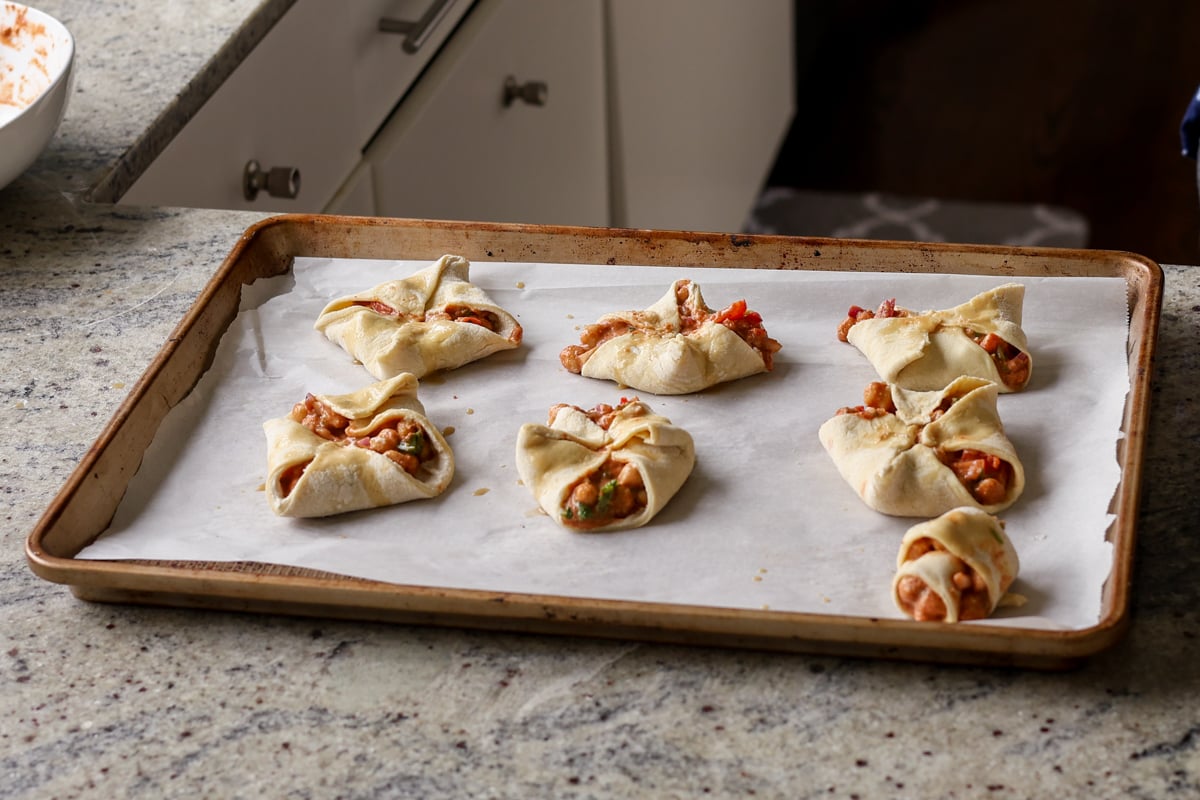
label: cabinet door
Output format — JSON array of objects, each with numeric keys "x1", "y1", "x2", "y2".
[
  {"x1": 120, "y1": 0, "x2": 471, "y2": 213},
  {"x1": 607, "y1": 0, "x2": 795, "y2": 232},
  {"x1": 365, "y1": 0, "x2": 608, "y2": 227},
  {"x1": 325, "y1": 161, "x2": 376, "y2": 216}
]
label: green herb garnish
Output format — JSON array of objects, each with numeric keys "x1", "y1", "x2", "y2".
[
  {"x1": 596, "y1": 479, "x2": 618, "y2": 514},
  {"x1": 397, "y1": 430, "x2": 425, "y2": 455}
]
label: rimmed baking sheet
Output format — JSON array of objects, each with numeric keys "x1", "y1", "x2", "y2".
[{"x1": 26, "y1": 215, "x2": 1162, "y2": 668}]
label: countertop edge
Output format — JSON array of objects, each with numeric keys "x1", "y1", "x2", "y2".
[{"x1": 85, "y1": 0, "x2": 298, "y2": 205}]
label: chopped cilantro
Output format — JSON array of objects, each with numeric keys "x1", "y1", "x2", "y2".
[{"x1": 397, "y1": 430, "x2": 425, "y2": 455}]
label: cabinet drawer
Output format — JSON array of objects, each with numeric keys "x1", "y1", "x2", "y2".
[
  {"x1": 364, "y1": 0, "x2": 608, "y2": 227},
  {"x1": 120, "y1": 0, "x2": 472, "y2": 213}
]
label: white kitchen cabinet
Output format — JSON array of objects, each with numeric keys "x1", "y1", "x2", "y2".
[
  {"x1": 324, "y1": 160, "x2": 376, "y2": 217},
  {"x1": 119, "y1": 0, "x2": 794, "y2": 234},
  {"x1": 363, "y1": 0, "x2": 608, "y2": 227},
  {"x1": 120, "y1": 0, "x2": 474, "y2": 213},
  {"x1": 606, "y1": 0, "x2": 795, "y2": 232}
]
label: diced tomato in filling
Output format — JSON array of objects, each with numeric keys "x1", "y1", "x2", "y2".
[
  {"x1": 675, "y1": 285, "x2": 780, "y2": 367},
  {"x1": 559, "y1": 283, "x2": 780, "y2": 372},
  {"x1": 437, "y1": 304, "x2": 501, "y2": 332},
  {"x1": 836, "y1": 298, "x2": 906, "y2": 342},
  {"x1": 580, "y1": 397, "x2": 641, "y2": 429},
  {"x1": 561, "y1": 457, "x2": 647, "y2": 530},
  {"x1": 965, "y1": 329, "x2": 1030, "y2": 389},
  {"x1": 354, "y1": 300, "x2": 399, "y2": 317},
  {"x1": 287, "y1": 396, "x2": 437, "y2": 481},
  {"x1": 548, "y1": 397, "x2": 644, "y2": 430},
  {"x1": 353, "y1": 301, "x2": 507, "y2": 336},
  {"x1": 940, "y1": 448, "x2": 1012, "y2": 505},
  {"x1": 713, "y1": 298, "x2": 782, "y2": 369}
]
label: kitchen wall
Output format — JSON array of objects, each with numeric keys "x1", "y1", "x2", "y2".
[{"x1": 769, "y1": 0, "x2": 1200, "y2": 265}]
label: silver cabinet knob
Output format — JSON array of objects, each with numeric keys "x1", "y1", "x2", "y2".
[
  {"x1": 243, "y1": 160, "x2": 300, "y2": 201},
  {"x1": 503, "y1": 76, "x2": 548, "y2": 107}
]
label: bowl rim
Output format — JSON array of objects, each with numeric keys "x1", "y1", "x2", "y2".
[{"x1": 0, "y1": 2, "x2": 76, "y2": 132}]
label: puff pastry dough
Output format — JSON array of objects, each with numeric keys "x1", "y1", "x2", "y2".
[
  {"x1": 839, "y1": 283, "x2": 1032, "y2": 392},
  {"x1": 315, "y1": 254, "x2": 522, "y2": 379},
  {"x1": 264, "y1": 374, "x2": 454, "y2": 518},
  {"x1": 559, "y1": 280, "x2": 781, "y2": 395},
  {"x1": 515, "y1": 398, "x2": 695, "y2": 532},
  {"x1": 892, "y1": 506, "x2": 1021, "y2": 622},
  {"x1": 818, "y1": 376, "x2": 1025, "y2": 517}
]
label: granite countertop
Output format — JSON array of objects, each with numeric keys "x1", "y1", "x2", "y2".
[{"x1": 2, "y1": 2, "x2": 1199, "y2": 797}]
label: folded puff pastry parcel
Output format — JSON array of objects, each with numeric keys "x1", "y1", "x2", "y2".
[
  {"x1": 892, "y1": 506, "x2": 1021, "y2": 622},
  {"x1": 838, "y1": 283, "x2": 1032, "y2": 392},
  {"x1": 818, "y1": 376, "x2": 1025, "y2": 517},
  {"x1": 515, "y1": 398, "x2": 695, "y2": 532},
  {"x1": 559, "y1": 280, "x2": 781, "y2": 395},
  {"x1": 264, "y1": 374, "x2": 454, "y2": 518},
  {"x1": 315, "y1": 254, "x2": 522, "y2": 379}
]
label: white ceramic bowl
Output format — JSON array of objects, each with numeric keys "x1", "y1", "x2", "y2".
[{"x1": 0, "y1": 3, "x2": 74, "y2": 191}]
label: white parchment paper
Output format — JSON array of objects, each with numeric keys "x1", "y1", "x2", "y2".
[{"x1": 79, "y1": 257, "x2": 1132, "y2": 630}]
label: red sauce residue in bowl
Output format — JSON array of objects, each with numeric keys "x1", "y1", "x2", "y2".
[{"x1": 1, "y1": 4, "x2": 52, "y2": 110}]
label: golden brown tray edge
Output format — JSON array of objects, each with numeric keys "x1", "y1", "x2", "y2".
[{"x1": 25, "y1": 214, "x2": 1165, "y2": 669}]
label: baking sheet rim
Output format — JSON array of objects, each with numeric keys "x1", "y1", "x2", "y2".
[{"x1": 24, "y1": 214, "x2": 1163, "y2": 667}]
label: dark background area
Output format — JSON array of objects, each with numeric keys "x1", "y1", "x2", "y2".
[{"x1": 766, "y1": 0, "x2": 1200, "y2": 265}]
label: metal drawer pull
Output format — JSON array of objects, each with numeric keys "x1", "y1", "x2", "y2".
[
  {"x1": 504, "y1": 76, "x2": 548, "y2": 107},
  {"x1": 379, "y1": 0, "x2": 456, "y2": 54},
  {"x1": 243, "y1": 160, "x2": 300, "y2": 202}
]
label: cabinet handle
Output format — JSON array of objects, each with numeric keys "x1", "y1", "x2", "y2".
[
  {"x1": 503, "y1": 76, "x2": 548, "y2": 107},
  {"x1": 379, "y1": 0, "x2": 456, "y2": 54},
  {"x1": 243, "y1": 160, "x2": 301, "y2": 202}
]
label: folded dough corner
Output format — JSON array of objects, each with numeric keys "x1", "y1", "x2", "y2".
[
  {"x1": 264, "y1": 373, "x2": 454, "y2": 518},
  {"x1": 892, "y1": 506, "x2": 1021, "y2": 623},
  {"x1": 515, "y1": 399, "x2": 695, "y2": 532},
  {"x1": 561, "y1": 279, "x2": 780, "y2": 395},
  {"x1": 846, "y1": 283, "x2": 1032, "y2": 392},
  {"x1": 315, "y1": 254, "x2": 522, "y2": 380},
  {"x1": 819, "y1": 376, "x2": 1025, "y2": 517}
]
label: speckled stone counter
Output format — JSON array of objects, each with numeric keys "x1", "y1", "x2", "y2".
[{"x1": 2, "y1": 2, "x2": 1199, "y2": 798}]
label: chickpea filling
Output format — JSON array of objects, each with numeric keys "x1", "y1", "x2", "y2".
[
  {"x1": 834, "y1": 384, "x2": 1008, "y2": 503},
  {"x1": 279, "y1": 394, "x2": 439, "y2": 497},
  {"x1": 938, "y1": 448, "x2": 1013, "y2": 506},
  {"x1": 896, "y1": 538, "x2": 992, "y2": 622},
  {"x1": 836, "y1": 381, "x2": 962, "y2": 422},
  {"x1": 353, "y1": 300, "x2": 502, "y2": 333},
  {"x1": 427, "y1": 303, "x2": 503, "y2": 333},
  {"x1": 548, "y1": 397, "x2": 643, "y2": 430},
  {"x1": 835, "y1": 380, "x2": 897, "y2": 419},
  {"x1": 560, "y1": 319, "x2": 632, "y2": 373},
  {"x1": 836, "y1": 301, "x2": 1030, "y2": 390},
  {"x1": 559, "y1": 283, "x2": 781, "y2": 373},
  {"x1": 964, "y1": 328, "x2": 1031, "y2": 390},
  {"x1": 561, "y1": 457, "x2": 648, "y2": 530}
]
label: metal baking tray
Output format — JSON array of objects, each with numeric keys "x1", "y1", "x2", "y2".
[{"x1": 26, "y1": 214, "x2": 1162, "y2": 669}]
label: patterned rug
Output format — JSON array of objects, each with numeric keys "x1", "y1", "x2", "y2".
[{"x1": 745, "y1": 187, "x2": 1090, "y2": 248}]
